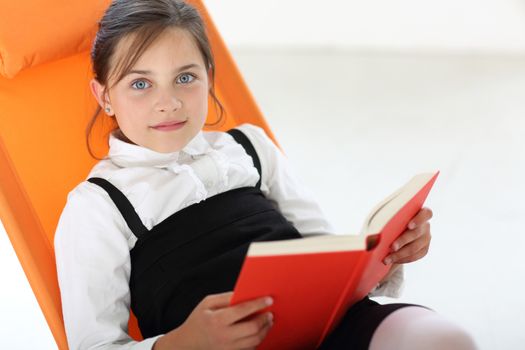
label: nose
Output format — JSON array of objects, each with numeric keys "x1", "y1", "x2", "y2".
[{"x1": 155, "y1": 91, "x2": 182, "y2": 113}]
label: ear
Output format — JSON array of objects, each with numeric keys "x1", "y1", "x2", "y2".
[{"x1": 89, "y1": 78, "x2": 113, "y2": 115}]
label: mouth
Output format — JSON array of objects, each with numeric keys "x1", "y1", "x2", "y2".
[
  {"x1": 152, "y1": 119, "x2": 186, "y2": 127},
  {"x1": 151, "y1": 120, "x2": 187, "y2": 131}
]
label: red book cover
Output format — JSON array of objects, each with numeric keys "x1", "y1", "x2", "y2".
[{"x1": 230, "y1": 171, "x2": 439, "y2": 350}]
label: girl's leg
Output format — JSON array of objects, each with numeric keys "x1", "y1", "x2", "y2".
[{"x1": 369, "y1": 306, "x2": 478, "y2": 350}]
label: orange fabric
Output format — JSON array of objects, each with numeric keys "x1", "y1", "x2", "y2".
[
  {"x1": 0, "y1": 0, "x2": 111, "y2": 79},
  {"x1": 0, "y1": 0, "x2": 277, "y2": 348}
]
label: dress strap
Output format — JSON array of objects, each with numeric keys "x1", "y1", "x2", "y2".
[
  {"x1": 87, "y1": 177, "x2": 149, "y2": 239},
  {"x1": 226, "y1": 128, "x2": 262, "y2": 189}
]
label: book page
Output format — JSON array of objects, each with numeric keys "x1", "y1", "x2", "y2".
[
  {"x1": 247, "y1": 234, "x2": 367, "y2": 256},
  {"x1": 360, "y1": 172, "x2": 436, "y2": 235}
]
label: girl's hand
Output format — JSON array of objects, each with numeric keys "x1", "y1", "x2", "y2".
[
  {"x1": 383, "y1": 207, "x2": 433, "y2": 266},
  {"x1": 154, "y1": 291, "x2": 274, "y2": 350}
]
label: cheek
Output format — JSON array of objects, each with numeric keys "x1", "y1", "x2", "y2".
[
  {"x1": 184, "y1": 84, "x2": 209, "y2": 113},
  {"x1": 112, "y1": 97, "x2": 147, "y2": 129},
  {"x1": 114, "y1": 93, "x2": 148, "y2": 115}
]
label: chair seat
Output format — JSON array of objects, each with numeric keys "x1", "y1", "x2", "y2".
[{"x1": 0, "y1": 1, "x2": 277, "y2": 347}]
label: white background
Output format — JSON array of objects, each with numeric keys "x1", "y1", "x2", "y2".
[{"x1": 1, "y1": 1, "x2": 525, "y2": 349}]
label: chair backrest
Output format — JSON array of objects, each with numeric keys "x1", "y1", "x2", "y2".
[{"x1": 0, "y1": 1, "x2": 276, "y2": 348}]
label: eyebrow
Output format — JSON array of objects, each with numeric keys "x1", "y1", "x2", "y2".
[{"x1": 125, "y1": 63, "x2": 202, "y2": 77}]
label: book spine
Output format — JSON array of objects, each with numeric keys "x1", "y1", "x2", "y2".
[{"x1": 315, "y1": 251, "x2": 372, "y2": 347}]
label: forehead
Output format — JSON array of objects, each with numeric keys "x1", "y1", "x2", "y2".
[{"x1": 110, "y1": 27, "x2": 205, "y2": 76}]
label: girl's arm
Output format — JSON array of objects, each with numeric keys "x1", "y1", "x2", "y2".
[
  {"x1": 234, "y1": 123, "x2": 336, "y2": 236},
  {"x1": 234, "y1": 123, "x2": 404, "y2": 298},
  {"x1": 54, "y1": 182, "x2": 164, "y2": 350}
]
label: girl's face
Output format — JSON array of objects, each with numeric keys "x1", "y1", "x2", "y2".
[{"x1": 90, "y1": 27, "x2": 210, "y2": 153}]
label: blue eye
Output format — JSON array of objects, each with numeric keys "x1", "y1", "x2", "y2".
[
  {"x1": 131, "y1": 80, "x2": 150, "y2": 90},
  {"x1": 177, "y1": 73, "x2": 195, "y2": 84}
]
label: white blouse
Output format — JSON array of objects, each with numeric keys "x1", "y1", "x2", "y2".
[{"x1": 54, "y1": 123, "x2": 404, "y2": 350}]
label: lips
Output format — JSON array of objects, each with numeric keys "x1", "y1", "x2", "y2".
[{"x1": 152, "y1": 120, "x2": 185, "y2": 128}]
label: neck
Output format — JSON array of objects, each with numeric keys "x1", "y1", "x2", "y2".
[{"x1": 114, "y1": 129, "x2": 136, "y2": 145}]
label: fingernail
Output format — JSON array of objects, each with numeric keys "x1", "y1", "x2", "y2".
[
  {"x1": 383, "y1": 257, "x2": 392, "y2": 265},
  {"x1": 408, "y1": 222, "x2": 416, "y2": 230},
  {"x1": 265, "y1": 297, "x2": 274, "y2": 306},
  {"x1": 267, "y1": 313, "x2": 274, "y2": 322},
  {"x1": 391, "y1": 243, "x2": 399, "y2": 252}
]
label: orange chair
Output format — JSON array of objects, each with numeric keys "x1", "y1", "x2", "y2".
[{"x1": 0, "y1": 1, "x2": 278, "y2": 348}]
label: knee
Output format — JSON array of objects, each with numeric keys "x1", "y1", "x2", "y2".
[{"x1": 420, "y1": 322, "x2": 478, "y2": 350}]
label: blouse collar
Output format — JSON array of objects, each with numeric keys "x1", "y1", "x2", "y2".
[{"x1": 108, "y1": 130, "x2": 210, "y2": 168}]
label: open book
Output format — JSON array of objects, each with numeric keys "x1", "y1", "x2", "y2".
[{"x1": 230, "y1": 171, "x2": 439, "y2": 350}]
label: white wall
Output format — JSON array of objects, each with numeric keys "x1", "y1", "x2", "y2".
[
  {"x1": 206, "y1": 2, "x2": 525, "y2": 348},
  {"x1": 229, "y1": 49, "x2": 525, "y2": 350},
  {"x1": 206, "y1": 0, "x2": 525, "y2": 53}
]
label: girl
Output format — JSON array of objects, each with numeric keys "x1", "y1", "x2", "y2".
[{"x1": 54, "y1": 0, "x2": 478, "y2": 349}]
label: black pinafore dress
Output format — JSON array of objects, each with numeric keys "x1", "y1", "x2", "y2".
[
  {"x1": 87, "y1": 129, "x2": 302, "y2": 337},
  {"x1": 88, "y1": 128, "x2": 429, "y2": 349}
]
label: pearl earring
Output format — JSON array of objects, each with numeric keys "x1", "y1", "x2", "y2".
[{"x1": 105, "y1": 106, "x2": 111, "y2": 114}]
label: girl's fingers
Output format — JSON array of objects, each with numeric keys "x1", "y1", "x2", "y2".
[
  {"x1": 391, "y1": 222, "x2": 429, "y2": 252},
  {"x1": 384, "y1": 231, "x2": 431, "y2": 265},
  {"x1": 234, "y1": 316, "x2": 273, "y2": 349},
  {"x1": 230, "y1": 311, "x2": 273, "y2": 340},
  {"x1": 393, "y1": 244, "x2": 430, "y2": 264},
  {"x1": 217, "y1": 296, "x2": 273, "y2": 325},
  {"x1": 201, "y1": 291, "x2": 234, "y2": 310},
  {"x1": 407, "y1": 207, "x2": 433, "y2": 229}
]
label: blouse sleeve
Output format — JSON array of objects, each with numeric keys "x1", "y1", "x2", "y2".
[
  {"x1": 235, "y1": 123, "x2": 336, "y2": 236},
  {"x1": 235, "y1": 123, "x2": 404, "y2": 298},
  {"x1": 54, "y1": 182, "x2": 164, "y2": 350}
]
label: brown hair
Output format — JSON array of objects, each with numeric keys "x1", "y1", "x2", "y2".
[{"x1": 87, "y1": 0, "x2": 224, "y2": 160}]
